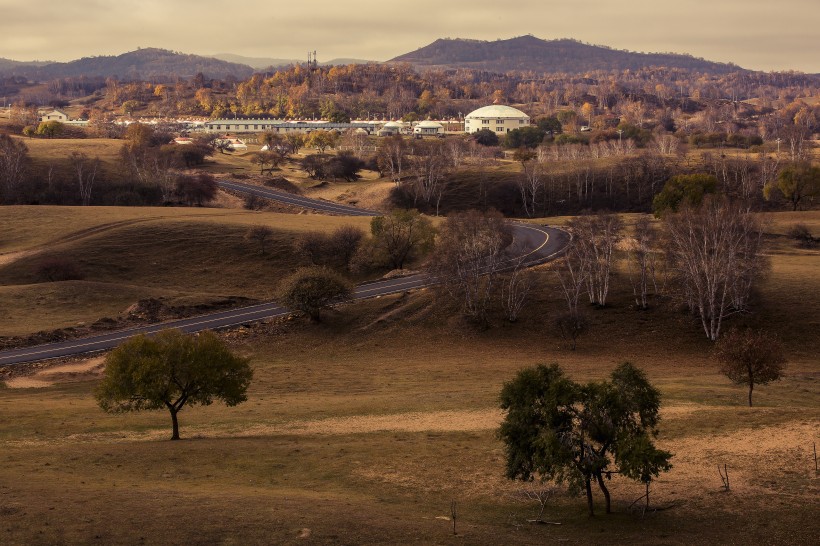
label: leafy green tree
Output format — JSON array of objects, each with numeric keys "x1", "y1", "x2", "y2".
[
  {"x1": 35, "y1": 120, "x2": 64, "y2": 138},
  {"x1": 504, "y1": 126, "x2": 545, "y2": 149},
  {"x1": 499, "y1": 362, "x2": 672, "y2": 516},
  {"x1": 653, "y1": 174, "x2": 718, "y2": 217},
  {"x1": 370, "y1": 209, "x2": 435, "y2": 270},
  {"x1": 472, "y1": 128, "x2": 499, "y2": 147},
  {"x1": 764, "y1": 162, "x2": 819, "y2": 211},
  {"x1": 96, "y1": 330, "x2": 253, "y2": 440},
  {"x1": 276, "y1": 266, "x2": 353, "y2": 322},
  {"x1": 715, "y1": 329, "x2": 786, "y2": 406},
  {"x1": 536, "y1": 116, "x2": 562, "y2": 135},
  {"x1": 306, "y1": 130, "x2": 339, "y2": 153}
]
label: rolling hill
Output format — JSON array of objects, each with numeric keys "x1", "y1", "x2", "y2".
[
  {"x1": 0, "y1": 48, "x2": 254, "y2": 81},
  {"x1": 390, "y1": 35, "x2": 743, "y2": 74}
]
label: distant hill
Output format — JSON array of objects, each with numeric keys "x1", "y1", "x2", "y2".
[
  {"x1": 212, "y1": 53, "x2": 374, "y2": 70},
  {"x1": 390, "y1": 36, "x2": 743, "y2": 74},
  {"x1": 0, "y1": 58, "x2": 51, "y2": 71},
  {"x1": 0, "y1": 48, "x2": 254, "y2": 81},
  {"x1": 211, "y1": 53, "x2": 302, "y2": 70}
]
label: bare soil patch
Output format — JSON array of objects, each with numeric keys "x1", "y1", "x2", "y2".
[{"x1": 5, "y1": 356, "x2": 105, "y2": 389}]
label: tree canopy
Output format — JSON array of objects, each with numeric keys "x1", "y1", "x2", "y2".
[
  {"x1": 653, "y1": 174, "x2": 718, "y2": 216},
  {"x1": 276, "y1": 266, "x2": 353, "y2": 322},
  {"x1": 370, "y1": 209, "x2": 435, "y2": 270},
  {"x1": 714, "y1": 328, "x2": 786, "y2": 406},
  {"x1": 96, "y1": 329, "x2": 253, "y2": 440},
  {"x1": 499, "y1": 362, "x2": 672, "y2": 515}
]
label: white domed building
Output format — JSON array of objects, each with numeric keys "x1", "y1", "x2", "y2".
[{"x1": 464, "y1": 105, "x2": 530, "y2": 135}]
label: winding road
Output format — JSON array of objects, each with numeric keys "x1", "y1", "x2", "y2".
[{"x1": 0, "y1": 181, "x2": 569, "y2": 366}]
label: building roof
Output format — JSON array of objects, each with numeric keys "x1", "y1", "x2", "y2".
[
  {"x1": 415, "y1": 120, "x2": 444, "y2": 129},
  {"x1": 465, "y1": 105, "x2": 530, "y2": 120}
]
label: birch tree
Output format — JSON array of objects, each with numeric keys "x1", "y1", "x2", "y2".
[{"x1": 664, "y1": 197, "x2": 765, "y2": 340}]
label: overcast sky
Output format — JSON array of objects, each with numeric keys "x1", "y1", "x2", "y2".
[{"x1": 2, "y1": 0, "x2": 819, "y2": 72}]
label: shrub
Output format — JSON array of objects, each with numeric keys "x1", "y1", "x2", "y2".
[
  {"x1": 786, "y1": 223, "x2": 815, "y2": 247},
  {"x1": 36, "y1": 257, "x2": 83, "y2": 282},
  {"x1": 276, "y1": 267, "x2": 353, "y2": 321}
]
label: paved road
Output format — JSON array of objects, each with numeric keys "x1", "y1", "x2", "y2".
[{"x1": 0, "y1": 181, "x2": 568, "y2": 366}]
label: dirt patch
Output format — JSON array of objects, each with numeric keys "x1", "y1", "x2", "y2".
[{"x1": 5, "y1": 356, "x2": 105, "y2": 389}]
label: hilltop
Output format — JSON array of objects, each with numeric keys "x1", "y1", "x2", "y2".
[{"x1": 390, "y1": 35, "x2": 743, "y2": 74}]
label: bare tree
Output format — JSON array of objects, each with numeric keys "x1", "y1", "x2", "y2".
[
  {"x1": 554, "y1": 242, "x2": 589, "y2": 319},
  {"x1": 376, "y1": 135, "x2": 407, "y2": 185},
  {"x1": 517, "y1": 156, "x2": 543, "y2": 218},
  {"x1": 664, "y1": 197, "x2": 766, "y2": 340},
  {"x1": 500, "y1": 251, "x2": 535, "y2": 323},
  {"x1": 626, "y1": 216, "x2": 660, "y2": 309},
  {"x1": 714, "y1": 329, "x2": 786, "y2": 406},
  {"x1": 69, "y1": 151, "x2": 100, "y2": 206},
  {"x1": 245, "y1": 225, "x2": 274, "y2": 255},
  {"x1": 428, "y1": 210, "x2": 513, "y2": 324},
  {"x1": 0, "y1": 134, "x2": 28, "y2": 204},
  {"x1": 569, "y1": 213, "x2": 623, "y2": 307},
  {"x1": 409, "y1": 140, "x2": 450, "y2": 215}
]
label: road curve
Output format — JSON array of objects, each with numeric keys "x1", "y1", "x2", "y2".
[{"x1": 0, "y1": 181, "x2": 568, "y2": 366}]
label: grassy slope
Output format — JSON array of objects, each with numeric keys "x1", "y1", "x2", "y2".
[
  {"x1": 0, "y1": 212, "x2": 817, "y2": 544},
  {"x1": 0, "y1": 207, "x2": 372, "y2": 335}
]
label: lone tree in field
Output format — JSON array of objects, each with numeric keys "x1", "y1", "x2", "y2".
[
  {"x1": 96, "y1": 329, "x2": 253, "y2": 440},
  {"x1": 245, "y1": 225, "x2": 275, "y2": 255},
  {"x1": 499, "y1": 363, "x2": 672, "y2": 516},
  {"x1": 714, "y1": 329, "x2": 786, "y2": 407},
  {"x1": 276, "y1": 266, "x2": 353, "y2": 322}
]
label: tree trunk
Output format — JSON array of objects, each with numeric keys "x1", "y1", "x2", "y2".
[
  {"x1": 169, "y1": 408, "x2": 180, "y2": 440},
  {"x1": 585, "y1": 476, "x2": 595, "y2": 516},
  {"x1": 748, "y1": 382, "x2": 754, "y2": 407},
  {"x1": 595, "y1": 472, "x2": 612, "y2": 514}
]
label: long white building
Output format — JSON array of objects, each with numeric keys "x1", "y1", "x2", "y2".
[{"x1": 202, "y1": 117, "x2": 378, "y2": 134}]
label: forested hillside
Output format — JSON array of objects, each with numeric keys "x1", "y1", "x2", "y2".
[{"x1": 390, "y1": 36, "x2": 742, "y2": 74}]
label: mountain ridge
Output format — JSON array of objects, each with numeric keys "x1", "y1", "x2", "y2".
[
  {"x1": 389, "y1": 36, "x2": 744, "y2": 74},
  {"x1": 0, "y1": 48, "x2": 254, "y2": 81}
]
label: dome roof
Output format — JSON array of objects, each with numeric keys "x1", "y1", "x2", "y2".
[
  {"x1": 415, "y1": 120, "x2": 444, "y2": 128},
  {"x1": 383, "y1": 121, "x2": 404, "y2": 128},
  {"x1": 465, "y1": 105, "x2": 530, "y2": 120}
]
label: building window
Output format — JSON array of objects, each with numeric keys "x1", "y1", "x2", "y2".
[{"x1": 482, "y1": 119, "x2": 490, "y2": 125}]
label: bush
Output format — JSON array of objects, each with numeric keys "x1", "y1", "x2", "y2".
[
  {"x1": 786, "y1": 223, "x2": 815, "y2": 247},
  {"x1": 293, "y1": 226, "x2": 365, "y2": 271},
  {"x1": 276, "y1": 266, "x2": 353, "y2": 321},
  {"x1": 36, "y1": 257, "x2": 83, "y2": 282}
]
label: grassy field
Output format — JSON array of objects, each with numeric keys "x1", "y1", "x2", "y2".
[
  {"x1": 0, "y1": 207, "x2": 373, "y2": 335},
  {"x1": 0, "y1": 209, "x2": 817, "y2": 543}
]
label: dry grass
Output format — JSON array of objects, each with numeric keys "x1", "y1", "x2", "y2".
[
  {"x1": 0, "y1": 233, "x2": 817, "y2": 544},
  {"x1": 0, "y1": 207, "x2": 374, "y2": 333},
  {"x1": 0, "y1": 208, "x2": 817, "y2": 544}
]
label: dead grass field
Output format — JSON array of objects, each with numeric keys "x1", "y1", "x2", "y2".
[{"x1": 0, "y1": 210, "x2": 817, "y2": 544}]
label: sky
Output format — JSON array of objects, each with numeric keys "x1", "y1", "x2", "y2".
[{"x1": 1, "y1": 0, "x2": 819, "y2": 72}]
